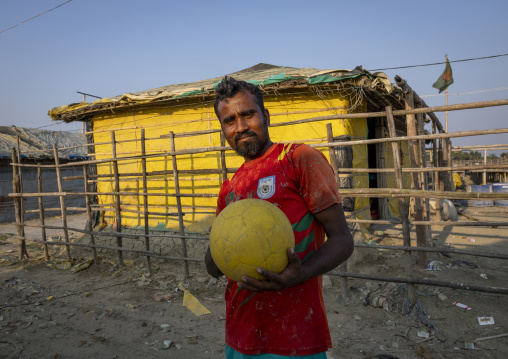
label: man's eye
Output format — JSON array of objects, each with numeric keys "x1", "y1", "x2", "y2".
[{"x1": 223, "y1": 118, "x2": 235, "y2": 124}]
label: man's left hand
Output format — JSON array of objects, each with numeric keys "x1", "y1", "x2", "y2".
[{"x1": 237, "y1": 248, "x2": 310, "y2": 292}]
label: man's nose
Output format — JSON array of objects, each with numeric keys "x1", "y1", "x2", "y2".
[{"x1": 235, "y1": 116, "x2": 249, "y2": 133}]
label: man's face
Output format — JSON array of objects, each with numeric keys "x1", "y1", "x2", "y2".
[{"x1": 217, "y1": 91, "x2": 271, "y2": 161}]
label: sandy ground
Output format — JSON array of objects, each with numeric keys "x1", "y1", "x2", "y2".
[{"x1": 1, "y1": 206, "x2": 508, "y2": 359}]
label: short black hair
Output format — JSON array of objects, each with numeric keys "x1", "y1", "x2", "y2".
[{"x1": 213, "y1": 76, "x2": 265, "y2": 120}]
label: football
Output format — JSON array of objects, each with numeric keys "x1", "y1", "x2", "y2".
[{"x1": 209, "y1": 198, "x2": 295, "y2": 282}]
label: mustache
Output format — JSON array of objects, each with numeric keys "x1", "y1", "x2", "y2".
[{"x1": 234, "y1": 131, "x2": 257, "y2": 144}]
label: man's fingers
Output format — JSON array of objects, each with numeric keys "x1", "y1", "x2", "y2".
[
  {"x1": 239, "y1": 275, "x2": 277, "y2": 292},
  {"x1": 287, "y1": 247, "x2": 301, "y2": 266},
  {"x1": 256, "y1": 267, "x2": 279, "y2": 282}
]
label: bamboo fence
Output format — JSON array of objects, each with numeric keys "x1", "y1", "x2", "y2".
[{"x1": 8, "y1": 97, "x2": 508, "y2": 296}]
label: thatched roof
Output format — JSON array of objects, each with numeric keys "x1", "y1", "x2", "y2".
[
  {"x1": 48, "y1": 63, "x2": 406, "y2": 123},
  {"x1": 0, "y1": 126, "x2": 87, "y2": 160}
]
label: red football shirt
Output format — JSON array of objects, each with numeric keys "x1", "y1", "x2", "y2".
[{"x1": 216, "y1": 143, "x2": 341, "y2": 356}]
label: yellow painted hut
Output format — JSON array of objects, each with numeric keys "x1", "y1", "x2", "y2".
[{"x1": 49, "y1": 64, "x2": 423, "y2": 236}]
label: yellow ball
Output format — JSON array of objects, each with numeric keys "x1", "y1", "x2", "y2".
[{"x1": 210, "y1": 199, "x2": 295, "y2": 282}]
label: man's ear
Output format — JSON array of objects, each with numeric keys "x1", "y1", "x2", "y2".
[{"x1": 264, "y1": 108, "x2": 270, "y2": 126}]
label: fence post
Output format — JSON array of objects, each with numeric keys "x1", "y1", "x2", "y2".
[
  {"x1": 110, "y1": 131, "x2": 124, "y2": 266},
  {"x1": 404, "y1": 91, "x2": 428, "y2": 267},
  {"x1": 375, "y1": 118, "x2": 387, "y2": 220},
  {"x1": 53, "y1": 144, "x2": 71, "y2": 260},
  {"x1": 140, "y1": 129, "x2": 152, "y2": 274},
  {"x1": 220, "y1": 132, "x2": 228, "y2": 183},
  {"x1": 83, "y1": 164, "x2": 98, "y2": 266},
  {"x1": 37, "y1": 165, "x2": 49, "y2": 260},
  {"x1": 326, "y1": 123, "x2": 349, "y2": 300},
  {"x1": 417, "y1": 113, "x2": 432, "y2": 245},
  {"x1": 11, "y1": 148, "x2": 28, "y2": 260},
  {"x1": 16, "y1": 136, "x2": 25, "y2": 230},
  {"x1": 335, "y1": 134, "x2": 354, "y2": 214},
  {"x1": 386, "y1": 106, "x2": 416, "y2": 305},
  {"x1": 170, "y1": 131, "x2": 190, "y2": 280}
]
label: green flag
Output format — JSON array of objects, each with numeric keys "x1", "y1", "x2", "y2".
[{"x1": 432, "y1": 58, "x2": 454, "y2": 93}]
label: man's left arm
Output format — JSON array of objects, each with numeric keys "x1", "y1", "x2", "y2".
[{"x1": 238, "y1": 202, "x2": 353, "y2": 292}]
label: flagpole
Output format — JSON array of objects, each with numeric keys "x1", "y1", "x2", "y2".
[
  {"x1": 445, "y1": 88, "x2": 448, "y2": 132},
  {"x1": 445, "y1": 54, "x2": 449, "y2": 133}
]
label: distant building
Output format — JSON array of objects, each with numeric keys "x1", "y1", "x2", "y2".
[{"x1": 1, "y1": 126, "x2": 87, "y2": 223}]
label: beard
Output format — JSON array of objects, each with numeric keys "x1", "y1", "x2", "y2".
[{"x1": 234, "y1": 131, "x2": 267, "y2": 159}]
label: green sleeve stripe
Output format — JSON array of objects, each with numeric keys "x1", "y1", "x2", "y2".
[
  {"x1": 291, "y1": 212, "x2": 314, "y2": 232},
  {"x1": 295, "y1": 230, "x2": 315, "y2": 253}
]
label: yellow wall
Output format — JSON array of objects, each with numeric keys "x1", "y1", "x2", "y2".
[{"x1": 91, "y1": 92, "x2": 369, "y2": 233}]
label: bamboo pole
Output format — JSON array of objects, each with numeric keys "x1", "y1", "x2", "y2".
[
  {"x1": 11, "y1": 188, "x2": 508, "y2": 200},
  {"x1": 220, "y1": 132, "x2": 228, "y2": 183},
  {"x1": 110, "y1": 131, "x2": 124, "y2": 266},
  {"x1": 454, "y1": 144, "x2": 508, "y2": 150},
  {"x1": 54, "y1": 97, "x2": 508, "y2": 153},
  {"x1": 375, "y1": 118, "x2": 387, "y2": 220},
  {"x1": 17, "y1": 237, "x2": 205, "y2": 263},
  {"x1": 170, "y1": 131, "x2": 189, "y2": 280},
  {"x1": 37, "y1": 166, "x2": 49, "y2": 260},
  {"x1": 16, "y1": 223, "x2": 508, "y2": 258},
  {"x1": 386, "y1": 106, "x2": 416, "y2": 305},
  {"x1": 53, "y1": 144, "x2": 71, "y2": 260},
  {"x1": 417, "y1": 114, "x2": 432, "y2": 245},
  {"x1": 83, "y1": 165, "x2": 98, "y2": 266},
  {"x1": 11, "y1": 148, "x2": 28, "y2": 259},
  {"x1": 447, "y1": 138, "x2": 453, "y2": 190},
  {"x1": 62, "y1": 98, "x2": 508, "y2": 133},
  {"x1": 10, "y1": 125, "x2": 508, "y2": 171},
  {"x1": 348, "y1": 219, "x2": 508, "y2": 227},
  {"x1": 328, "y1": 270, "x2": 508, "y2": 295},
  {"x1": 140, "y1": 129, "x2": 152, "y2": 274},
  {"x1": 16, "y1": 136, "x2": 25, "y2": 232},
  {"x1": 432, "y1": 122, "x2": 439, "y2": 191},
  {"x1": 404, "y1": 90, "x2": 427, "y2": 267},
  {"x1": 326, "y1": 123, "x2": 349, "y2": 299},
  {"x1": 483, "y1": 149, "x2": 488, "y2": 185},
  {"x1": 337, "y1": 188, "x2": 508, "y2": 199},
  {"x1": 24, "y1": 207, "x2": 87, "y2": 213},
  {"x1": 19, "y1": 222, "x2": 207, "y2": 240}
]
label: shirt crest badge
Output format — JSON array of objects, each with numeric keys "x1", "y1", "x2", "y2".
[
  {"x1": 225, "y1": 191, "x2": 235, "y2": 206},
  {"x1": 257, "y1": 175, "x2": 276, "y2": 199}
]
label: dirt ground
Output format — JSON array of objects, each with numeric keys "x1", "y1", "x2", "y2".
[{"x1": 1, "y1": 205, "x2": 508, "y2": 359}]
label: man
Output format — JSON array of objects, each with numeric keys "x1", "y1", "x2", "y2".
[{"x1": 205, "y1": 76, "x2": 354, "y2": 358}]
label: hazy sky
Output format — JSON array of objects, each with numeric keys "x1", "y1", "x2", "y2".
[{"x1": 1, "y1": 0, "x2": 507, "y2": 152}]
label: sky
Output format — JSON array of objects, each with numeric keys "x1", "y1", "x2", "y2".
[{"x1": 1, "y1": 0, "x2": 507, "y2": 153}]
